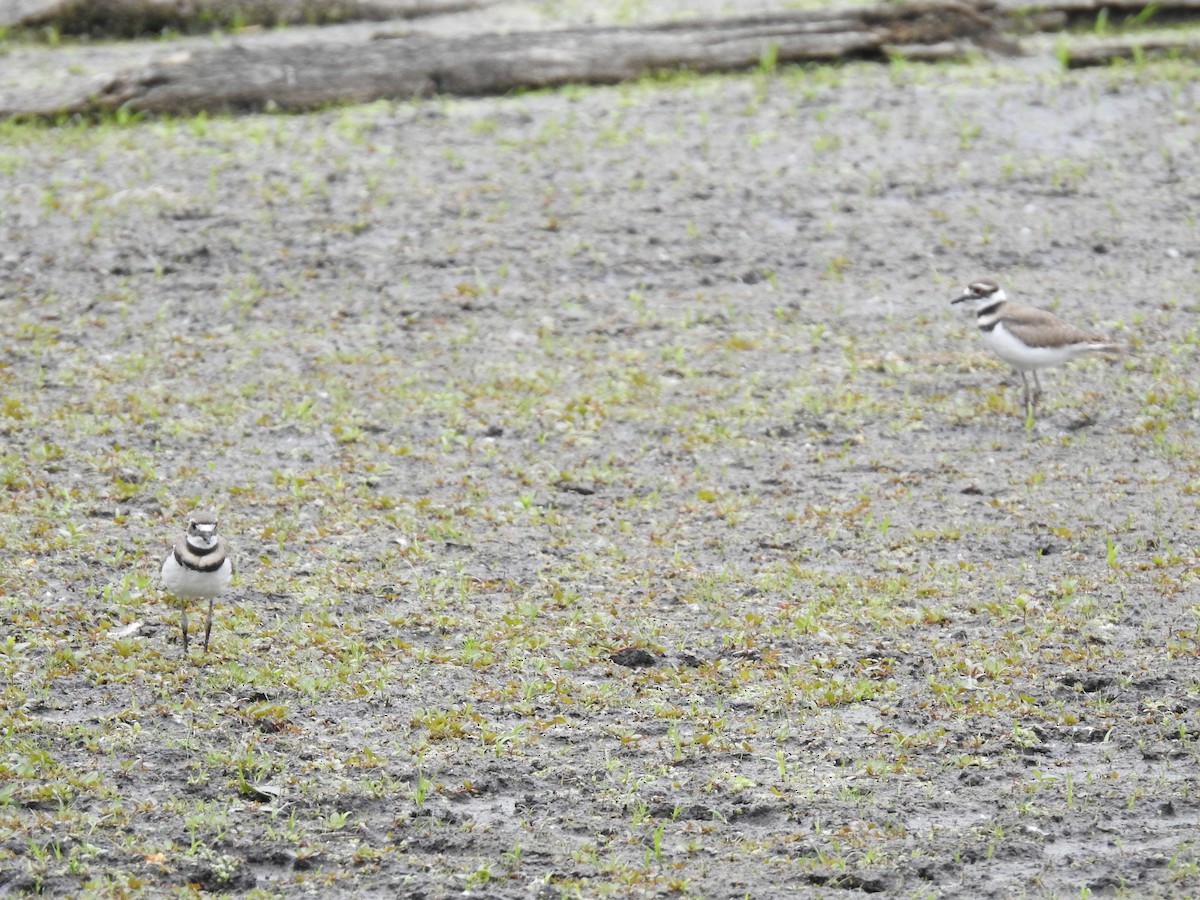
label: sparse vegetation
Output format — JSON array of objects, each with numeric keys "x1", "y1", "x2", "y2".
[{"x1": 1, "y1": 9, "x2": 1199, "y2": 900}]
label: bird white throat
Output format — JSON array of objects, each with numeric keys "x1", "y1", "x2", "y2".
[
  {"x1": 951, "y1": 279, "x2": 1121, "y2": 420},
  {"x1": 161, "y1": 510, "x2": 232, "y2": 655}
]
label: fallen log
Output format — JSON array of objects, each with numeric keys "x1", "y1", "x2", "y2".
[
  {"x1": 2, "y1": 0, "x2": 494, "y2": 35},
  {"x1": 46, "y1": 2, "x2": 1011, "y2": 116}
]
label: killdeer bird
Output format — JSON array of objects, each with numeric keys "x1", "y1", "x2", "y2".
[
  {"x1": 951, "y1": 279, "x2": 1121, "y2": 420},
  {"x1": 161, "y1": 511, "x2": 232, "y2": 655}
]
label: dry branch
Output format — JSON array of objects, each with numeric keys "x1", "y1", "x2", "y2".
[
  {"x1": 1062, "y1": 35, "x2": 1200, "y2": 66},
  {"x1": 1002, "y1": 0, "x2": 1200, "y2": 13},
  {"x1": 996, "y1": 0, "x2": 1200, "y2": 31},
  {"x1": 48, "y1": 2, "x2": 1010, "y2": 116}
]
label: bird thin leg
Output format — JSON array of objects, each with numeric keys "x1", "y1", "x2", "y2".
[
  {"x1": 1018, "y1": 371, "x2": 1035, "y2": 421},
  {"x1": 179, "y1": 605, "x2": 189, "y2": 656},
  {"x1": 202, "y1": 597, "x2": 215, "y2": 654},
  {"x1": 1031, "y1": 370, "x2": 1043, "y2": 405}
]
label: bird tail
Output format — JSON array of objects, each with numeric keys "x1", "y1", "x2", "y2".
[{"x1": 1089, "y1": 341, "x2": 1123, "y2": 359}]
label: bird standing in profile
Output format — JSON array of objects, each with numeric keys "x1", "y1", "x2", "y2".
[
  {"x1": 951, "y1": 279, "x2": 1121, "y2": 422},
  {"x1": 161, "y1": 511, "x2": 232, "y2": 655}
]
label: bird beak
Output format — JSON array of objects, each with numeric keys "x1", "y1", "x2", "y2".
[{"x1": 950, "y1": 289, "x2": 971, "y2": 305}]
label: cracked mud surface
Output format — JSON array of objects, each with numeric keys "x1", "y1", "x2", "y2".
[{"x1": 2, "y1": 36, "x2": 1200, "y2": 899}]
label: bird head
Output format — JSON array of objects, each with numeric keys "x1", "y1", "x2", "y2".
[{"x1": 951, "y1": 279, "x2": 1006, "y2": 309}]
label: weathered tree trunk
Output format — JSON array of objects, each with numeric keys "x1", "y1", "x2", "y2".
[
  {"x1": 68, "y1": 2, "x2": 1009, "y2": 115},
  {"x1": 2, "y1": 0, "x2": 492, "y2": 34},
  {"x1": 10, "y1": 0, "x2": 1199, "y2": 118}
]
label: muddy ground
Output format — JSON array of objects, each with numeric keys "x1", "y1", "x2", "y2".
[{"x1": 2, "y1": 9, "x2": 1200, "y2": 899}]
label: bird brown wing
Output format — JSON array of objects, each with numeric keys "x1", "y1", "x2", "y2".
[{"x1": 1000, "y1": 302, "x2": 1114, "y2": 349}]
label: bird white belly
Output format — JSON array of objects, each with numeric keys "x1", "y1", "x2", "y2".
[
  {"x1": 161, "y1": 555, "x2": 232, "y2": 598},
  {"x1": 982, "y1": 323, "x2": 1086, "y2": 371}
]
